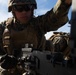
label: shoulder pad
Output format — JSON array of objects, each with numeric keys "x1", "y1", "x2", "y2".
[{"x1": 6, "y1": 17, "x2": 13, "y2": 26}]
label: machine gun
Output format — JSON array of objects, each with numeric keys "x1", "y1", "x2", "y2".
[
  {"x1": 22, "y1": 48, "x2": 76, "y2": 75},
  {"x1": 1, "y1": 1, "x2": 76, "y2": 74},
  {"x1": 0, "y1": 47, "x2": 76, "y2": 75}
]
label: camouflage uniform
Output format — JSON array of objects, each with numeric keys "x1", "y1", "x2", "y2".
[
  {"x1": 0, "y1": 0, "x2": 71, "y2": 75},
  {"x1": 0, "y1": 22, "x2": 6, "y2": 55},
  {"x1": 1, "y1": 0, "x2": 71, "y2": 58}
]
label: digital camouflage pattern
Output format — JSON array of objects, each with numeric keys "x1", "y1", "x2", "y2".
[
  {"x1": 49, "y1": 32, "x2": 70, "y2": 60},
  {"x1": 8, "y1": 0, "x2": 37, "y2": 12},
  {"x1": 0, "y1": 0, "x2": 72, "y2": 75},
  {"x1": 1, "y1": 0, "x2": 71, "y2": 57},
  {"x1": 0, "y1": 22, "x2": 6, "y2": 55}
]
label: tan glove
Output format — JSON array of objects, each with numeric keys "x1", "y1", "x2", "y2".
[
  {"x1": 65, "y1": 0, "x2": 72, "y2": 4},
  {"x1": 61, "y1": 0, "x2": 72, "y2": 5}
]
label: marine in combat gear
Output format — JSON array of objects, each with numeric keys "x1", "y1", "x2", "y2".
[
  {"x1": 0, "y1": 0, "x2": 72, "y2": 75},
  {"x1": 0, "y1": 0, "x2": 71, "y2": 57}
]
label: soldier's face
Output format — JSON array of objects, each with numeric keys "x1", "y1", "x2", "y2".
[{"x1": 12, "y1": 4, "x2": 34, "y2": 24}]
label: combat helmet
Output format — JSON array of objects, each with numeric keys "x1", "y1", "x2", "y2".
[{"x1": 8, "y1": 0, "x2": 37, "y2": 12}]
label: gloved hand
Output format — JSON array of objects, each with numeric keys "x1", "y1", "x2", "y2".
[
  {"x1": 0, "y1": 54, "x2": 18, "y2": 69},
  {"x1": 65, "y1": 0, "x2": 72, "y2": 4},
  {"x1": 61, "y1": 0, "x2": 72, "y2": 5}
]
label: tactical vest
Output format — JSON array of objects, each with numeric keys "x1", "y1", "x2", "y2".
[{"x1": 3, "y1": 18, "x2": 46, "y2": 56}]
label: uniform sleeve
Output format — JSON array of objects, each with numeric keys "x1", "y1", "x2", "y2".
[
  {"x1": 35, "y1": 0, "x2": 71, "y2": 34},
  {"x1": 0, "y1": 22, "x2": 5, "y2": 45},
  {"x1": 0, "y1": 22, "x2": 6, "y2": 55}
]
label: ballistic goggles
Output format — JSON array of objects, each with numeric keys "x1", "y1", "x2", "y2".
[{"x1": 12, "y1": 4, "x2": 34, "y2": 12}]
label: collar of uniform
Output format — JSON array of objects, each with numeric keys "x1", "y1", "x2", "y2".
[{"x1": 12, "y1": 18, "x2": 29, "y2": 31}]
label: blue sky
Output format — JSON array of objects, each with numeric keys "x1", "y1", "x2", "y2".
[{"x1": 0, "y1": 0, "x2": 71, "y2": 39}]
